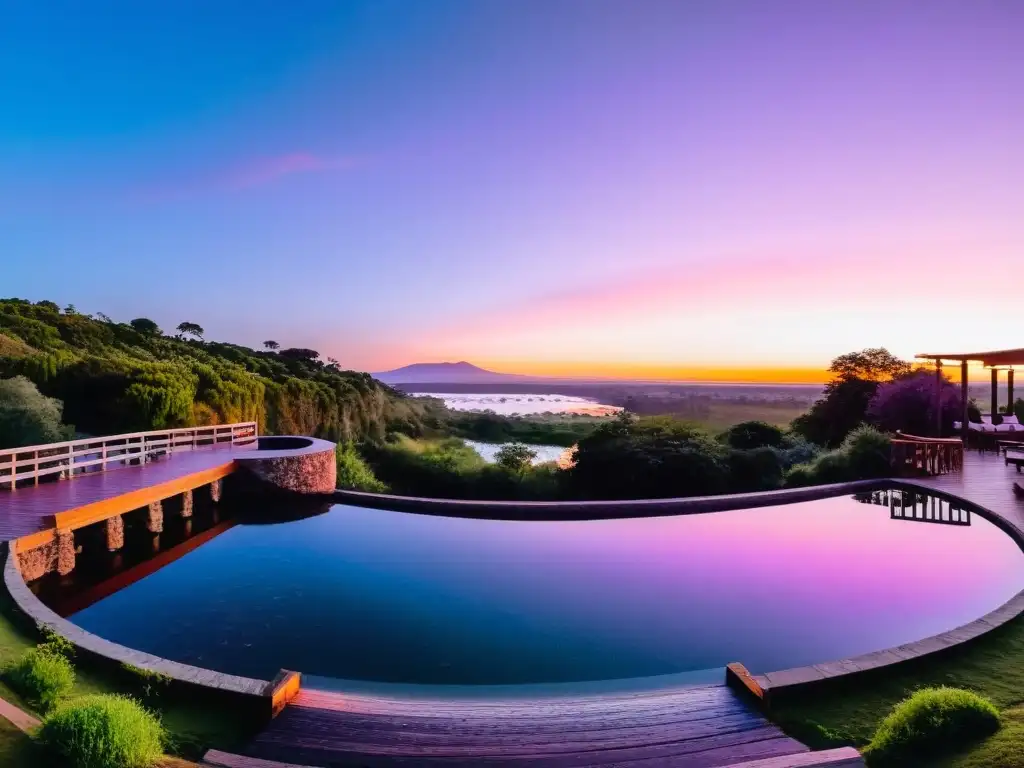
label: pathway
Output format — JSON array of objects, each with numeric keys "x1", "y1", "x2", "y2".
[
  {"x1": 244, "y1": 685, "x2": 808, "y2": 767},
  {"x1": 0, "y1": 444, "x2": 242, "y2": 543},
  {"x1": 915, "y1": 448, "x2": 1024, "y2": 532}
]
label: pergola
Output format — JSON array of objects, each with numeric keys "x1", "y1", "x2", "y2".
[{"x1": 916, "y1": 348, "x2": 1024, "y2": 439}]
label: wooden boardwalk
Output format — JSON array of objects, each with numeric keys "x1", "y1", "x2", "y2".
[
  {"x1": 246, "y1": 686, "x2": 808, "y2": 767},
  {"x1": 0, "y1": 445, "x2": 239, "y2": 543},
  {"x1": 916, "y1": 448, "x2": 1024, "y2": 532}
]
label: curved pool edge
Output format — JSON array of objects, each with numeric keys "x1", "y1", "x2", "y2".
[
  {"x1": 1, "y1": 543, "x2": 295, "y2": 716},
  {"x1": 745, "y1": 477, "x2": 1024, "y2": 703},
  {"x1": 11, "y1": 476, "x2": 1024, "y2": 716},
  {"x1": 333, "y1": 478, "x2": 892, "y2": 520}
]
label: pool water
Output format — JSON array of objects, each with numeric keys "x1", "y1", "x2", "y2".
[{"x1": 35, "y1": 491, "x2": 1024, "y2": 689}]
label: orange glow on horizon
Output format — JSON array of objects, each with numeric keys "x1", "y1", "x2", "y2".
[{"x1": 473, "y1": 360, "x2": 830, "y2": 385}]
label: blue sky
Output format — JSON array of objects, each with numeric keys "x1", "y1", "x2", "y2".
[{"x1": 3, "y1": 1, "x2": 1024, "y2": 379}]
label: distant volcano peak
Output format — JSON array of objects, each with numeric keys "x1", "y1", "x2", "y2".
[{"x1": 373, "y1": 361, "x2": 524, "y2": 385}]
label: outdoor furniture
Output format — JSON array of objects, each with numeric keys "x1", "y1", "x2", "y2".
[
  {"x1": 998, "y1": 439, "x2": 1024, "y2": 456},
  {"x1": 1006, "y1": 450, "x2": 1024, "y2": 473}
]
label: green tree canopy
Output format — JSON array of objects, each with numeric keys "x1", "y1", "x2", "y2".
[
  {"x1": 129, "y1": 318, "x2": 161, "y2": 336},
  {"x1": 176, "y1": 321, "x2": 204, "y2": 340},
  {"x1": 494, "y1": 443, "x2": 537, "y2": 475},
  {"x1": 0, "y1": 375, "x2": 72, "y2": 449}
]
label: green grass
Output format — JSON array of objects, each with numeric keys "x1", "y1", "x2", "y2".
[
  {"x1": 0, "y1": 717, "x2": 42, "y2": 767},
  {"x1": 0, "y1": 563, "x2": 257, "y2": 763},
  {"x1": 772, "y1": 612, "x2": 1024, "y2": 765},
  {"x1": 699, "y1": 402, "x2": 809, "y2": 431}
]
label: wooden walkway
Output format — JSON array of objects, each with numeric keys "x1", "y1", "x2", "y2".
[
  {"x1": 916, "y1": 448, "x2": 1024, "y2": 533},
  {"x1": 245, "y1": 686, "x2": 808, "y2": 767},
  {"x1": 0, "y1": 445, "x2": 239, "y2": 543}
]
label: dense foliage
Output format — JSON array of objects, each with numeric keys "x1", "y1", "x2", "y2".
[
  {"x1": 445, "y1": 410, "x2": 602, "y2": 446},
  {"x1": 0, "y1": 298, "x2": 437, "y2": 442},
  {"x1": 3, "y1": 646, "x2": 75, "y2": 712},
  {"x1": 792, "y1": 348, "x2": 912, "y2": 447},
  {"x1": 866, "y1": 370, "x2": 962, "y2": 435},
  {"x1": 362, "y1": 436, "x2": 562, "y2": 500},
  {"x1": 0, "y1": 375, "x2": 73, "y2": 449},
  {"x1": 864, "y1": 687, "x2": 1000, "y2": 765},
  {"x1": 335, "y1": 442, "x2": 389, "y2": 493},
  {"x1": 784, "y1": 425, "x2": 892, "y2": 486},
  {"x1": 38, "y1": 694, "x2": 165, "y2": 768}
]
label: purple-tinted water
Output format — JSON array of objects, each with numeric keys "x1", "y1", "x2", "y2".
[{"x1": 49, "y1": 491, "x2": 1024, "y2": 689}]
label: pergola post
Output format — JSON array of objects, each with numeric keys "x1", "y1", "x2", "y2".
[
  {"x1": 1010, "y1": 370, "x2": 1016, "y2": 416},
  {"x1": 935, "y1": 360, "x2": 943, "y2": 436},
  {"x1": 961, "y1": 360, "x2": 969, "y2": 441},
  {"x1": 991, "y1": 368, "x2": 999, "y2": 417}
]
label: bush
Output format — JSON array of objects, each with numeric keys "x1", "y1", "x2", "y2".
[
  {"x1": 727, "y1": 447, "x2": 785, "y2": 492},
  {"x1": 38, "y1": 694, "x2": 165, "y2": 768},
  {"x1": 4, "y1": 647, "x2": 75, "y2": 712},
  {"x1": 783, "y1": 463, "x2": 816, "y2": 488},
  {"x1": 865, "y1": 687, "x2": 999, "y2": 765},
  {"x1": 0, "y1": 375, "x2": 72, "y2": 449},
  {"x1": 720, "y1": 421, "x2": 787, "y2": 450},
  {"x1": 840, "y1": 425, "x2": 892, "y2": 479},
  {"x1": 335, "y1": 442, "x2": 387, "y2": 493}
]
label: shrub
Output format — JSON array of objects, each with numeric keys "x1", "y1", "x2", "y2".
[
  {"x1": 840, "y1": 425, "x2": 892, "y2": 479},
  {"x1": 864, "y1": 687, "x2": 999, "y2": 765},
  {"x1": 38, "y1": 626, "x2": 75, "y2": 660},
  {"x1": 4, "y1": 647, "x2": 75, "y2": 712},
  {"x1": 783, "y1": 463, "x2": 816, "y2": 488},
  {"x1": 866, "y1": 370, "x2": 961, "y2": 436},
  {"x1": 0, "y1": 375, "x2": 72, "y2": 449},
  {"x1": 335, "y1": 442, "x2": 387, "y2": 493},
  {"x1": 720, "y1": 421, "x2": 787, "y2": 450},
  {"x1": 727, "y1": 447, "x2": 785, "y2": 491},
  {"x1": 38, "y1": 694, "x2": 165, "y2": 768}
]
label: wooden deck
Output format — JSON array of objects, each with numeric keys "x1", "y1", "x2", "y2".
[
  {"x1": 0, "y1": 445, "x2": 240, "y2": 544},
  {"x1": 916, "y1": 447, "x2": 1024, "y2": 533},
  {"x1": 245, "y1": 686, "x2": 808, "y2": 767}
]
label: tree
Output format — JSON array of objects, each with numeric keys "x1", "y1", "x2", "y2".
[
  {"x1": 792, "y1": 348, "x2": 911, "y2": 447},
  {"x1": 494, "y1": 443, "x2": 537, "y2": 476},
  {"x1": 720, "y1": 420, "x2": 787, "y2": 449},
  {"x1": 129, "y1": 318, "x2": 161, "y2": 336},
  {"x1": 828, "y1": 348, "x2": 911, "y2": 383},
  {"x1": 0, "y1": 376, "x2": 72, "y2": 449},
  {"x1": 279, "y1": 348, "x2": 320, "y2": 362},
  {"x1": 866, "y1": 370, "x2": 962, "y2": 436},
  {"x1": 263, "y1": 340, "x2": 280, "y2": 351},
  {"x1": 176, "y1": 322, "x2": 204, "y2": 341}
]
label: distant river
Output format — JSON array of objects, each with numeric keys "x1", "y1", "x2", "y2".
[
  {"x1": 464, "y1": 440, "x2": 571, "y2": 466},
  {"x1": 411, "y1": 392, "x2": 620, "y2": 417}
]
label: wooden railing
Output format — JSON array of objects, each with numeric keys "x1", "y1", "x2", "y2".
[
  {"x1": 890, "y1": 433, "x2": 964, "y2": 477},
  {"x1": 0, "y1": 422, "x2": 258, "y2": 491}
]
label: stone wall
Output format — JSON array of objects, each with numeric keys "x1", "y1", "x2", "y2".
[{"x1": 238, "y1": 446, "x2": 336, "y2": 495}]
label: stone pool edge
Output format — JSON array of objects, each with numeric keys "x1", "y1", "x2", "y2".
[
  {"x1": 2, "y1": 543, "x2": 300, "y2": 719},
  {"x1": 732, "y1": 478, "x2": 1024, "y2": 704},
  {"x1": 334, "y1": 478, "x2": 892, "y2": 520}
]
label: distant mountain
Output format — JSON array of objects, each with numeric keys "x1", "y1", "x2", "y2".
[{"x1": 374, "y1": 361, "x2": 529, "y2": 385}]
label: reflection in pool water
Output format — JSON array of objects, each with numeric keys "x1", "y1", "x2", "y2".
[{"x1": 32, "y1": 491, "x2": 1024, "y2": 691}]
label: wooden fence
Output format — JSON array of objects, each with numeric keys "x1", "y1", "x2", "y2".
[
  {"x1": 0, "y1": 422, "x2": 258, "y2": 491},
  {"x1": 890, "y1": 433, "x2": 964, "y2": 477}
]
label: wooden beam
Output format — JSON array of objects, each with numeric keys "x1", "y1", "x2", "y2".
[
  {"x1": 1010, "y1": 370, "x2": 1016, "y2": 416},
  {"x1": 992, "y1": 368, "x2": 999, "y2": 417},
  {"x1": 962, "y1": 360, "x2": 969, "y2": 441},
  {"x1": 935, "y1": 360, "x2": 943, "y2": 436},
  {"x1": 50, "y1": 462, "x2": 235, "y2": 533}
]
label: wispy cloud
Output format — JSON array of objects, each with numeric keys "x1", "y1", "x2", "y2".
[
  {"x1": 135, "y1": 151, "x2": 362, "y2": 202},
  {"x1": 218, "y1": 152, "x2": 359, "y2": 190}
]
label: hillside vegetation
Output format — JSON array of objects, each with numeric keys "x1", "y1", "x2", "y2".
[{"x1": 0, "y1": 298, "x2": 437, "y2": 442}]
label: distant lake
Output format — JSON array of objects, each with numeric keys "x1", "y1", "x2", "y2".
[
  {"x1": 412, "y1": 392, "x2": 621, "y2": 416},
  {"x1": 464, "y1": 440, "x2": 571, "y2": 466}
]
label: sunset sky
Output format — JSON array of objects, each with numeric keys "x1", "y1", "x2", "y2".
[{"x1": 3, "y1": 1, "x2": 1023, "y2": 383}]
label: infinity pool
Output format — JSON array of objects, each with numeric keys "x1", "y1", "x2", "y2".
[{"x1": 33, "y1": 490, "x2": 1024, "y2": 691}]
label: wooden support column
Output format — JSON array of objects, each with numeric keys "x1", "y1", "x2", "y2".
[
  {"x1": 146, "y1": 500, "x2": 163, "y2": 533},
  {"x1": 935, "y1": 360, "x2": 943, "y2": 436},
  {"x1": 992, "y1": 368, "x2": 999, "y2": 417},
  {"x1": 209, "y1": 478, "x2": 222, "y2": 503},
  {"x1": 1010, "y1": 370, "x2": 1016, "y2": 415},
  {"x1": 105, "y1": 515, "x2": 124, "y2": 552},
  {"x1": 180, "y1": 489, "x2": 194, "y2": 518},
  {"x1": 961, "y1": 360, "x2": 969, "y2": 441},
  {"x1": 56, "y1": 530, "x2": 75, "y2": 576}
]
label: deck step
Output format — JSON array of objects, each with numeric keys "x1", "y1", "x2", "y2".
[
  {"x1": 724, "y1": 747, "x2": 864, "y2": 768},
  {"x1": 202, "y1": 749, "x2": 319, "y2": 768}
]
